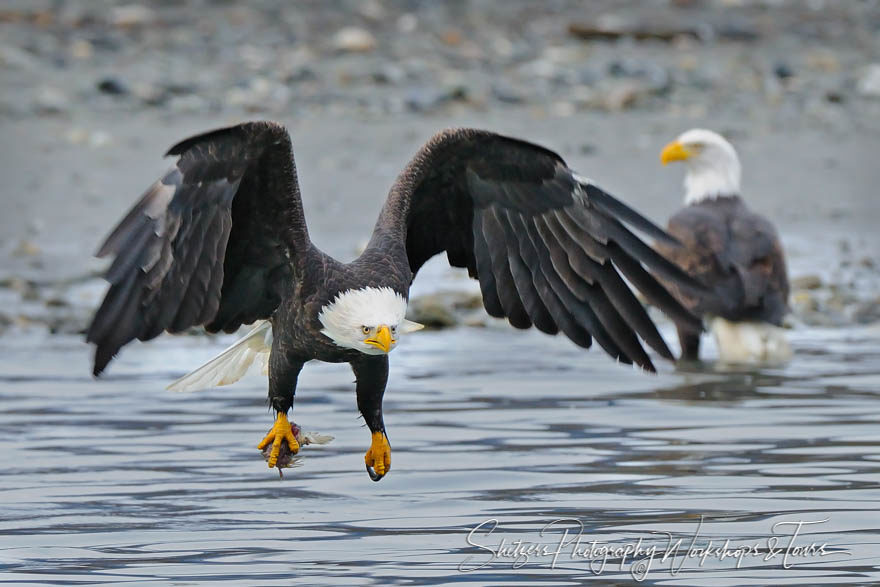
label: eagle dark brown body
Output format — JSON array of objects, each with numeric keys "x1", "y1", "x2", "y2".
[{"x1": 656, "y1": 196, "x2": 789, "y2": 361}]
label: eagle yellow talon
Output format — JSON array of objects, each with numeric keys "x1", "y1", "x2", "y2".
[
  {"x1": 257, "y1": 413, "x2": 300, "y2": 469},
  {"x1": 365, "y1": 431, "x2": 391, "y2": 481}
]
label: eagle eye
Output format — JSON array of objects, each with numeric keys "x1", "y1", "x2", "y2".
[{"x1": 362, "y1": 325, "x2": 371, "y2": 335}]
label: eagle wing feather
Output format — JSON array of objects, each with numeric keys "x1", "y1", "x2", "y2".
[
  {"x1": 87, "y1": 121, "x2": 308, "y2": 375},
  {"x1": 377, "y1": 128, "x2": 706, "y2": 371}
]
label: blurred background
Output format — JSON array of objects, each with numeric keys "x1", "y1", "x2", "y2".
[
  {"x1": 1, "y1": 1, "x2": 879, "y2": 584},
  {"x1": 1, "y1": 0, "x2": 878, "y2": 332}
]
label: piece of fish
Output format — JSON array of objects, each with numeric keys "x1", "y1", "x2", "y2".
[{"x1": 260, "y1": 421, "x2": 334, "y2": 478}]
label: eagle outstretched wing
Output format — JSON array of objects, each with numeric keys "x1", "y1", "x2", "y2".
[
  {"x1": 377, "y1": 128, "x2": 706, "y2": 371},
  {"x1": 87, "y1": 121, "x2": 309, "y2": 375}
]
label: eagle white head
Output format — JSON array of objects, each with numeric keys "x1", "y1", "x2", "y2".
[
  {"x1": 318, "y1": 286, "x2": 424, "y2": 355},
  {"x1": 660, "y1": 128, "x2": 741, "y2": 205}
]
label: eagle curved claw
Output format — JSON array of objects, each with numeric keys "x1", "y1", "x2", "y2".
[
  {"x1": 258, "y1": 412, "x2": 300, "y2": 468},
  {"x1": 365, "y1": 431, "x2": 391, "y2": 482}
]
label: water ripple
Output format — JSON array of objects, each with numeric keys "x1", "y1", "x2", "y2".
[{"x1": 0, "y1": 327, "x2": 878, "y2": 584}]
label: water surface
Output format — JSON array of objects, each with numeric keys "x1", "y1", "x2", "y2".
[{"x1": 1, "y1": 324, "x2": 879, "y2": 584}]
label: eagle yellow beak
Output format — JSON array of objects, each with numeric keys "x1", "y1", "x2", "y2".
[
  {"x1": 365, "y1": 325, "x2": 394, "y2": 353},
  {"x1": 660, "y1": 140, "x2": 691, "y2": 165}
]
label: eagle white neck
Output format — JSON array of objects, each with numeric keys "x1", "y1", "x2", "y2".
[{"x1": 683, "y1": 147, "x2": 741, "y2": 205}]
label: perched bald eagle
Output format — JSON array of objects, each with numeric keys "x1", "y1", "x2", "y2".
[
  {"x1": 657, "y1": 128, "x2": 791, "y2": 365},
  {"x1": 87, "y1": 121, "x2": 705, "y2": 481}
]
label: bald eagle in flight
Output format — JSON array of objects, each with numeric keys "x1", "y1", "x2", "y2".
[
  {"x1": 657, "y1": 128, "x2": 791, "y2": 365},
  {"x1": 87, "y1": 121, "x2": 705, "y2": 481}
]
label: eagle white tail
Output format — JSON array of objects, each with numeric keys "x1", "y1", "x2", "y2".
[
  {"x1": 709, "y1": 317, "x2": 791, "y2": 365},
  {"x1": 167, "y1": 321, "x2": 273, "y2": 392}
]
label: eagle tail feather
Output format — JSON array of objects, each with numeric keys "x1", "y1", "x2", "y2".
[
  {"x1": 166, "y1": 320, "x2": 272, "y2": 392},
  {"x1": 709, "y1": 318, "x2": 791, "y2": 365}
]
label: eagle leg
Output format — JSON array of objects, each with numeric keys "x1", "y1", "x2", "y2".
[
  {"x1": 257, "y1": 412, "x2": 300, "y2": 468},
  {"x1": 677, "y1": 323, "x2": 701, "y2": 362},
  {"x1": 260, "y1": 352, "x2": 305, "y2": 471},
  {"x1": 352, "y1": 355, "x2": 390, "y2": 481}
]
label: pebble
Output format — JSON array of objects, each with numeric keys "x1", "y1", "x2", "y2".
[
  {"x1": 332, "y1": 27, "x2": 377, "y2": 53},
  {"x1": 852, "y1": 298, "x2": 880, "y2": 324},
  {"x1": 109, "y1": 5, "x2": 156, "y2": 28},
  {"x1": 791, "y1": 291, "x2": 819, "y2": 314},
  {"x1": 97, "y1": 77, "x2": 129, "y2": 96},
  {"x1": 491, "y1": 82, "x2": 526, "y2": 104},
  {"x1": 12, "y1": 240, "x2": 41, "y2": 258},
  {"x1": 404, "y1": 85, "x2": 467, "y2": 113},
  {"x1": 404, "y1": 87, "x2": 441, "y2": 112},
  {"x1": 774, "y1": 62, "x2": 794, "y2": 80},
  {"x1": 806, "y1": 50, "x2": 840, "y2": 72},
  {"x1": 371, "y1": 63, "x2": 405, "y2": 85},
  {"x1": 607, "y1": 59, "x2": 670, "y2": 93},
  {"x1": 69, "y1": 39, "x2": 93, "y2": 60},
  {"x1": 167, "y1": 94, "x2": 208, "y2": 114},
  {"x1": 286, "y1": 66, "x2": 319, "y2": 84},
  {"x1": 856, "y1": 64, "x2": 880, "y2": 99},
  {"x1": 550, "y1": 101, "x2": 577, "y2": 117},
  {"x1": 825, "y1": 91, "x2": 845, "y2": 104},
  {"x1": 0, "y1": 277, "x2": 36, "y2": 296},
  {"x1": 132, "y1": 82, "x2": 167, "y2": 106},
  {"x1": 33, "y1": 86, "x2": 69, "y2": 114},
  {"x1": 66, "y1": 128, "x2": 111, "y2": 148},
  {"x1": 602, "y1": 82, "x2": 643, "y2": 111},
  {"x1": 397, "y1": 14, "x2": 417, "y2": 34},
  {"x1": 0, "y1": 44, "x2": 40, "y2": 69},
  {"x1": 791, "y1": 274, "x2": 823, "y2": 290},
  {"x1": 358, "y1": 0, "x2": 385, "y2": 21}
]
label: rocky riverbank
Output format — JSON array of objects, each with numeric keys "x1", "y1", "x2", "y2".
[{"x1": 2, "y1": 0, "x2": 879, "y2": 126}]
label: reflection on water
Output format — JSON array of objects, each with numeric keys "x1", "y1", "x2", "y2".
[{"x1": 0, "y1": 325, "x2": 879, "y2": 584}]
